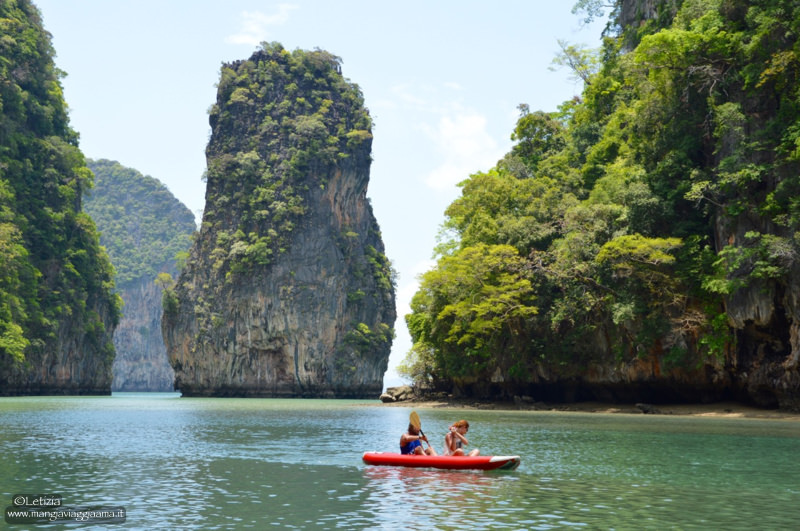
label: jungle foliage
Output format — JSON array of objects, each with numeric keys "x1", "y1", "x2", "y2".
[
  {"x1": 402, "y1": 0, "x2": 800, "y2": 391},
  {"x1": 0, "y1": 0, "x2": 120, "y2": 365},
  {"x1": 198, "y1": 42, "x2": 374, "y2": 281},
  {"x1": 83, "y1": 159, "x2": 196, "y2": 288},
  {"x1": 168, "y1": 41, "x2": 395, "y2": 368}
]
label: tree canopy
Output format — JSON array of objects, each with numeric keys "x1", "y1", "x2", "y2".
[
  {"x1": 0, "y1": 0, "x2": 120, "y2": 367},
  {"x1": 401, "y1": 0, "x2": 800, "y2": 398},
  {"x1": 199, "y1": 43, "x2": 373, "y2": 281},
  {"x1": 83, "y1": 159, "x2": 196, "y2": 288}
]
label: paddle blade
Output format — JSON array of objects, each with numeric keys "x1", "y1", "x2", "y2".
[{"x1": 409, "y1": 411, "x2": 421, "y2": 429}]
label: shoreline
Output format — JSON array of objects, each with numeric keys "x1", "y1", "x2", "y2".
[{"x1": 378, "y1": 399, "x2": 800, "y2": 421}]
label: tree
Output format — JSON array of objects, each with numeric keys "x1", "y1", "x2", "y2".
[
  {"x1": 84, "y1": 159, "x2": 196, "y2": 287},
  {"x1": 403, "y1": 0, "x2": 800, "y2": 407},
  {"x1": 0, "y1": 0, "x2": 120, "y2": 374},
  {"x1": 407, "y1": 244, "x2": 537, "y2": 382},
  {"x1": 571, "y1": 0, "x2": 617, "y2": 25},
  {"x1": 510, "y1": 105, "x2": 568, "y2": 169},
  {"x1": 550, "y1": 39, "x2": 601, "y2": 85}
]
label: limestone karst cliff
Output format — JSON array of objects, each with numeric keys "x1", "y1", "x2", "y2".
[
  {"x1": 533, "y1": 1, "x2": 800, "y2": 411},
  {"x1": 84, "y1": 159, "x2": 196, "y2": 392},
  {"x1": 612, "y1": 0, "x2": 799, "y2": 410},
  {"x1": 403, "y1": 0, "x2": 800, "y2": 411},
  {"x1": 0, "y1": 0, "x2": 120, "y2": 395},
  {"x1": 110, "y1": 276, "x2": 175, "y2": 391},
  {"x1": 162, "y1": 44, "x2": 396, "y2": 397}
]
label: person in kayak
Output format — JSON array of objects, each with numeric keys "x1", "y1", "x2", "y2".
[
  {"x1": 444, "y1": 419, "x2": 479, "y2": 456},
  {"x1": 400, "y1": 423, "x2": 437, "y2": 455}
]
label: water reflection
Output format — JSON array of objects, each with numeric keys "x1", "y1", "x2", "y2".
[{"x1": 362, "y1": 466, "x2": 522, "y2": 528}]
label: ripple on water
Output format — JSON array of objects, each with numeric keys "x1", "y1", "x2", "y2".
[{"x1": 0, "y1": 395, "x2": 798, "y2": 529}]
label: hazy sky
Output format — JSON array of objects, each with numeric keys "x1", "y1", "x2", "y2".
[{"x1": 34, "y1": 1, "x2": 607, "y2": 388}]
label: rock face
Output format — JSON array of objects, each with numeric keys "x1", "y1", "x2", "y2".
[
  {"x1": 84, "y1": 159, "x2": 196, "y2": 392},
  {"x1": 109, "y1": 276, "x2": 175, "y2": 392},
  {"x1": 0, "y1": 0, "x2": 120, "y2": 395},
  {"x1": 162, "y1": 44, "x2": 396, "y2": 398},
  {"x1": 618, "y1": 0, "x2": 799, "y2": 411},
  {"x1": 710, "y1": 174, "x2": 800, "y2": 411},
  {"x1": 619, "y1": 0, "x2": 680, "y2": 29}
]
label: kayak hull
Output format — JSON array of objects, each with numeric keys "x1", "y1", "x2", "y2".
[{"x1": 362, "y1": 451, "x2": 520, "y2": 471}]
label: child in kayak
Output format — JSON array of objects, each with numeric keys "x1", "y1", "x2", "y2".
[
  {"x1": 400, "y1": 423, "x2": 437, "y2": 455},
  {"x1": 444, "y1": 420, "x2": 479, "y2": 456}
]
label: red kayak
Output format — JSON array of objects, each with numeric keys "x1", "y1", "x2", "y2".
[{"x1": 362, "y1": 451, "x2": 520, "y2": 471}]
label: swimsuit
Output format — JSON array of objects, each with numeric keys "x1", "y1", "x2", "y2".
[
  {"x1": 445, "y1": 433, "x2": 463, "y2": 455},
  {"x1": 400, "y1": 439, "x2": 422, "y2": 455}
]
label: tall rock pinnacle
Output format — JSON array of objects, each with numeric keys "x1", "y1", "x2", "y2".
[{"x1": 162, "y1": 43, "x2": 396, "y2": 397}]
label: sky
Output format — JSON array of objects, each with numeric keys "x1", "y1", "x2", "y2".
[{"x1": 34, "y1": 0, "x2": 608, "y2": 389}]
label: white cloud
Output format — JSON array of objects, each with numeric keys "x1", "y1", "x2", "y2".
[
  {"x1": 423, "y1": 111, "x2": 503, "y2": 190},
  {"x1": 225, "y1": 5, "x2": 298, "y2": 46},
  {"x1": 390, "y1": 83, "x2": 430, "y2": 108},
  {"x1": 381, "y1": 82, "x2": 508, "y2": 191}
]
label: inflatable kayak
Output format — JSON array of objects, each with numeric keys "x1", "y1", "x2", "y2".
[{"x1": 362, "y1": 452, "x2": 520, "y2": 471}]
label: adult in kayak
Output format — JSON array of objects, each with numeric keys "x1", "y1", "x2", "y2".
[
  {"x1": 400, "y1": 422, "x2": 437, "y2": 455},
  {"x1": 444, "y1": 420, "x2": 479, "y2": 456}
]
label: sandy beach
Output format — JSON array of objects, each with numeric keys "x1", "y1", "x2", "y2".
[{"x1": 379, "y1": 398, "x2": 800, "y2": 421}]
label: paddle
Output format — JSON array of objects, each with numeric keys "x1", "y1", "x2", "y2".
[{"x1": 409, "y1": 411, "x2": 430, "y2": 450}]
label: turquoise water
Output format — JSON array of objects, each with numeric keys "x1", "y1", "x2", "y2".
[{"x1": 0, "y1": 393, "x2": 798, "y2": 529}]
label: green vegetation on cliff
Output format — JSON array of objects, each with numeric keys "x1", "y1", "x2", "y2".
[
  {"x1": 200, "y1": 42, "x2": 373, "y2": 280},
  {"x1": 84, "y1": 159, "x2": 196, "y2": 287},
  {"x1": 83, "y1": 159, "x2": 194, "y2": 392},
  {"x1": 403, "y1": 0, "x2": 800, "y2": 406},
  {"x1": 0, "y1": 0, "x2": 120, "y2": 380},
  {"x1": 163, "y1": 43, "x2": 395, "y2": 398}
]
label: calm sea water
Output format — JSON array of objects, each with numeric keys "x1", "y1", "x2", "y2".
[{"x1": 0, "y1": 393, "x2": 798, "y2": 529}]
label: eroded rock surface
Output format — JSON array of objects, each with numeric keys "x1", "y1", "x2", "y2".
[{"x1": 163, "y1": 45, "x2": 395, "y2": 397}]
